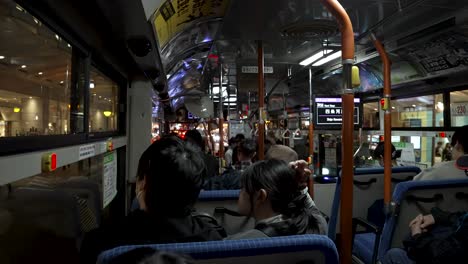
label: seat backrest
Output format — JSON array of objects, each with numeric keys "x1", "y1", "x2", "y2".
[
  {"x1": 328, "y1": 166, "x2": 421, "y2": 239},
  {"x1": 58, "y1": 177, "x2": 102, "y2": 225},
  {"x1": 97, "y1": 235, "x2": 339, "y2": 264},
  {"x1": 377, "y1": 178, "x2": 468, "y2": 260},
  {"x1": 352, "y1": 167, "x2": 421, "y2": 223},
  {"x1": 195, "y1": 190, "x2": 254, "y2": 235},
  {"x1": 1, "y1": 187, "x2": 81, "y2": 238}
]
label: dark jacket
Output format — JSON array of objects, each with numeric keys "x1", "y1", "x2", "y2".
[
  {"x1": 203, "y1": 161, "x2": 254, "y2": 190},
  {"x1": 203, "y1": 153, "x2": 219, "y2": 178},
  {"x1": 80, "y1": 210, "x2": 225, "y2": 264},
  {"x1": 204, "y1": 167, "x2": 241, "y2": 190},
  {"x1": 403, "y1": 207, "x2": 468, "y2": 264}
]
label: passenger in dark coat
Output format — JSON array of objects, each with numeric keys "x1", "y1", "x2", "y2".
[
  {"x1": 381, "y1": 207, "x2": 468, "y2": 264},
  {"x1": 80, "y1": 136, "x2": 226, "y2": 264},
  {"x1": 204, "y1": 139, "x2": 256, "y2": 190},
  {"x1": 185, "y1": 129, "x2": 219, "y2": 178}
]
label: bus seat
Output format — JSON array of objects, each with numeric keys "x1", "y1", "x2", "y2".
[
  {"x1": 354, "y1": 167, "x2": 421, "y2": 222},
  {"x1": 328, "y1": 176, "x2": 341, "y2": 240},
  {"x1": 327, "y1": 166, "x2": 420, "y2": 240},
  {"x1": 2, "y1": 187, "x2": 81, "y2": 238},
  {"x1": 352, "y1": 178, "x2": 468, "y2": 264},
  {"x1": 59, "y1": 177, "x2": 102, "y2": 225},
  {"x1": 60, "y1": 188, "x2": 98, "y2": 233},
  {"x1": 313, "y1": 180, "x2": 338, "y2": 220},
  {"x1": 96, "y1": 234, "x2": 339, "y2": 264},
  {"x1": 195, "y1": 190, "x2": 254, "y2": 235}
]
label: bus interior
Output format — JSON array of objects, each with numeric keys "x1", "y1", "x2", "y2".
[{"x1": 1, "y1": 0, "x2": 468, "y2": 263}]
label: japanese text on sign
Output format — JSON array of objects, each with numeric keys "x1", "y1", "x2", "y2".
[
  {"x1": 103, "y1": 151, "x2": 117, "y2": 208},
  {"x1": 79, "y1": 144, "x2": 96, "y2": 160},
  {"x1": 315, "y1": 97, "x2": 361, "y2": 126},
  {"x1": 241, "y1": 66, "x2": 274, "y2": 74}
]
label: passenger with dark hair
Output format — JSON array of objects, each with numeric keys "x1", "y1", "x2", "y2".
[
  {"x1": 185, "y1": 129, "x2": 219, "y2": 178},
  {"x1": 442, "y1": 143, "x2": 453, "y2": 161},
  {"x1": 227, "y1": 159, "x2": 323, "y2": 239},
  {"x1": 205, "y1": 139, "x2": 257, "y2": 190},
  {"x1": 80, "y1": 136, "x2": 226, "y2": 264},
  {"x1": 372, "y1": 141, "x2": 399, "y2": 167},
  {"x1": 414, "y1": 125, "x2": 468, "y2": 181},
  {"x1": 231, "y1": 134, "x2": 246, "y2": 166}
]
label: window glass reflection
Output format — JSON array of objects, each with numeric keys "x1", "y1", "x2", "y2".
[
  {"x1": 391, "y1": 94, "x2": 444, "y2": 128},
  {"x1": 0, "y1": 1, "x2": 74, "y2": 137},
  {"x1": 450, "y1": 90, "x2": 468, "y2": 127},
  {"x1": 363, "y1": 102, "x2": 379, "y2": 129},
  {"x1": 89, "y1": 67, "x2": 118, "y2": 132}
]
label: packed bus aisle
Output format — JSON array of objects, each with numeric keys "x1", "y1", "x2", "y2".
[{"x1": 1, "y1": 0, "x2": 468, "y2": 264}]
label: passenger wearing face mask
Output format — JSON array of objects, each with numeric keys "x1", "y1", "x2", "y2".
[
  {"x1": 413, "y1": 125, "x2": 468, "y2": 181},
  {"x1": 80, "y1": 136, "x2": 226, "y2": 264}
]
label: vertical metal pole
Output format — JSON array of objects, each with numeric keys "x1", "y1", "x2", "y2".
[
  {"x1": 371, "y1": 34, "x2": 392, "y2": 211},
  {"x1": 219, "y1": 64, "x2": 225, "y2": 161},
  {"x1": 308, "y1": 66, "x2": 315, "y2": 199},
  {"x1": 341, "y1": 64, "x2": 355, "y2": 264},
  {"x1": 248, "y1": 91, "x2": 251, "y2": 115},
  {"x1": 318, "y1": 1, "x2": 355, "y2": 263},
  {"x1": 257, "y1": 40, "x2": 265, "y2": 160}
]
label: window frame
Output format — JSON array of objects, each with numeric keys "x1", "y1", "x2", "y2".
[
  {"x1": 0, "y1": 1, "x2": 127, "y2": 156},
  {"x1": 361, "y1": 85, "x2": 468, "y2": 132}
]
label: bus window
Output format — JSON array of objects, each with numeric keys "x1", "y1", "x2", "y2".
[
  {"x1": 450, "y1": 90, "x2": 468, "y2": 127},
  {"x1": 0, "y1": 2, "x2": 75, "y2": 137},
  {"x1": 363, "y1": 102, "x2": 379, "y2": 129},
  {"x1": 89, "y1": 67, "x2": 119, "y2": 132},
  {"x1": 391, "y1": 94, "x2": 444, "y2": 128}
]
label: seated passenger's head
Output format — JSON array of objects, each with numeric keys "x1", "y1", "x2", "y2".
[
  {"x1": 136, "y1": 136, "x2": 206, "y2": 216},
  {"x1": 238, "y1": 159, "x2": 307, "y2": 221},
  {"x1": 184, "y1": 129, "x2": 205, "y2": 151},
  {"x1": 265, "y1": 144, "x2": 299, "y2": 163},
  {"x1": 452, "y1": 125, "x2": 468, "y2": 160},
  {"x1": 372, "y1": 142, "x2": 397, "y2": 166},
  {"x1": 237, "y1": 139, "x2": 257, "y2": 162}
]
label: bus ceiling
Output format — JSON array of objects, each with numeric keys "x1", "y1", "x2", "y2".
[{"x1": 74, "y1": 0, "x2": 468, "y2": 112}]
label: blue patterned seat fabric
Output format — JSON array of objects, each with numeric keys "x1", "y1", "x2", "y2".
[{"x1": 97, "y1": 234, "x2": 339, "y2": 264}]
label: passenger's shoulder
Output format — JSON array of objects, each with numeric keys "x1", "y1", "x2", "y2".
[
  {"x1": 414, "y1": 161, "x2": 459, "y2": 181},
  {"x1": 191, "y1": 212, "x2": 227, "y2": 238}
]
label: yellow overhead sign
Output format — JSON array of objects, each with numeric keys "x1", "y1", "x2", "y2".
[{"x1": 153, "y1": 0, "x2": 230, "y2": 48}]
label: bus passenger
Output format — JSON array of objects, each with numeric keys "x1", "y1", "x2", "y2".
[
  {"x1": 205, "y1": 139, "x2": 257, "y2": 190},
  {"x1": 265, "y1": 140, "x2": 299, "y2": 163},
  {"x1": 231, "y1": 133, "x2": 246, "y2": 166},
  {"x1": 227, "y1": 159, "x2": 324, "y2": 239},
  {"x1": 372, "y1": 141, "x2": 399, "y2": 167},
  {"x1": 414, "y1": 125, "x2": 468, "y2": 181},
  {"x1": 80, "y1": 136, "x2": 226, "y2": 264},
  {"x1": 381, "y1": 208, "x2": 468, "y2": 264},
  {"x1": 442, "y1": 143, "x2": 453, "y2": 161},
  {"x1": 224, "y1": 137, "x2": 236, "y2": 167},
  {"x1": 185, "y1": 129, "x2": 219, "y2": 179}
]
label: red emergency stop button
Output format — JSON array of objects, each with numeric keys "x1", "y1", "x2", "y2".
[{"x1": 42, "y1": 152, "x2": 57, "y2": 172}]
